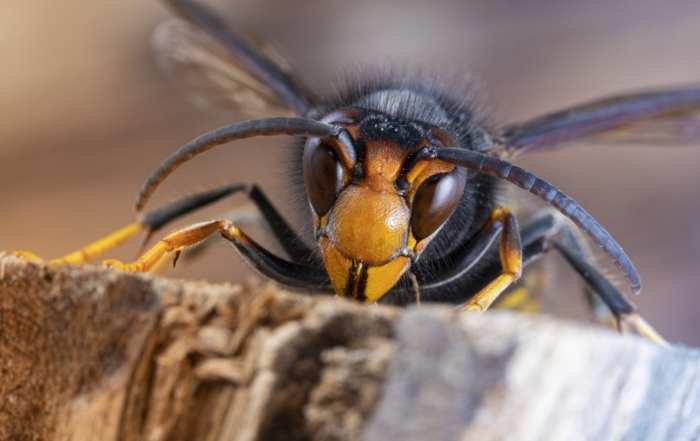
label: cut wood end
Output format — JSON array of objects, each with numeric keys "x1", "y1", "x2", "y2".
[{"x1": 0, "y1": 255, "x2": 698, "y2": 441}]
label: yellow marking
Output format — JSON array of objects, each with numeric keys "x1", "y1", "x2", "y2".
[
  {"x1": 320, "y1": 236, "x2": 410, "y2": 303},
  {"x1": 495, "y1": 287, "x2": 529, "y2": 309},
  {"x1": 405, "y1": 159, "x2": 430, "y2": 183},
  {"x1": 104, "y1": 220, "x2": 243, "y2": 273},
  {"x1": 407, "y1": 234, "x2": 417, "y2": 252},
  {"x1": 320, "y1": 237, "x2": 352, "y2": 296},
  {"x1": 406, "y1": 160, "x2": 455, "y2": 201},
  {"x1": 319, "y1": 213, "x2": 329, "y2": 229},
  {"x1": 364, "y1": 256, "x2": 410, "y2": 303},
  {"x1": 495, "y1": 287, "x2": 542, "y2": 313}
]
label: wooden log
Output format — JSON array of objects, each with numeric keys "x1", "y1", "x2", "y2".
[{"x1": 0, "y1": 254, "x2": 698, "y2": 441}]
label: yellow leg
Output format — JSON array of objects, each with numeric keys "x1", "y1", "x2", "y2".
[
  {"x1": 623, "y1": 314, "x2": 670, "y2": 347},
  {"x1": 13, "y1": 223, "x2": 146, "y2": 264},
  {"x1": 103, "y1": 220, "x2": 245, "y2": 273},
  {"x1": 12, "y1": 183, "x2": 259, "y2": 266},
  {"x1": 462, "y1": 206, "x2": 522, "y2": 313},
  {"x1": 12, "y1": 250, "x2": 43, "y2": 261},
  {"x1": 53, "y1": 223, "x2": 146, "y2": 264}
]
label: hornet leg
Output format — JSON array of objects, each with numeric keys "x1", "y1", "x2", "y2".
[{"x1": 461, "y1": 206, "x2": 523, "y2": 313}]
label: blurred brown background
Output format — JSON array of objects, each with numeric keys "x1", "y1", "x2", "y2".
[{"x1": 1, "y1": 0, "x2": 699, "y2": 345}]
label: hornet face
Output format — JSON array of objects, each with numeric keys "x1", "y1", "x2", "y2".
[{"x1": 303, "y1": 107, "x2": 467, "y2": 303}]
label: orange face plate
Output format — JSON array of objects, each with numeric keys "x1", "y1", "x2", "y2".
[{"x1": 314, "y1": 111, "x2": 461, "y2": 303}]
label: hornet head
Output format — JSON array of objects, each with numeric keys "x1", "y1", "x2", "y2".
[{"x1": 303, "y1": 107, "x2": 467, "y2": 303}]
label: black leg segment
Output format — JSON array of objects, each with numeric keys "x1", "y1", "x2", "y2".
[{"x1": 138, "y1": 182, "x2": 314, "y2": 263}]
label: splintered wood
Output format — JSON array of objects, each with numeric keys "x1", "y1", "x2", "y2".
[
  {"x1": 1, "y1": 255, "x2": 699, "y2": 441},
  {"x1": 0, "y1": 256, "x2": 397, "y2": 441}
]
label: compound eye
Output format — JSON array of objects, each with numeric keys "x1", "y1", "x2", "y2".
[
  {"x1": 304, "y1": 138, "x2": 344, "y2": 216},
  {"x1": 410, "y1": 168, "x2": 467, "y2": 241}
]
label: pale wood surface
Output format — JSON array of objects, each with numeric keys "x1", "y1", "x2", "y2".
[
  {"x1": 365, "y1": 310, "x2": 700, "y2": 441},
  {"x1": 1, "y1": 255, "x2": 698, "y2": 441}
]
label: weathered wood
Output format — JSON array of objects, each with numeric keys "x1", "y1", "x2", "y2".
[
  {"x1": 0, "y1": 254, "x2": 698, "y2": 441},
  {"x1": 365, "y1": 310, "x2": 700, "y2": 441},
  {"x1": 0, "y1": 255, "x2": 398, "y2": 441}
]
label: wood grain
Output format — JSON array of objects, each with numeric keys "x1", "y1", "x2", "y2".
[{"x1": 0, "y1": 255, "x2": 698, "y2": 441}]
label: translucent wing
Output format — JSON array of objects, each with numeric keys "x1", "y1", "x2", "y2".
[
  {"x1": 153, "y1": 0, "x2": 315, "y2": 118},
  {"x1": 497, "y1": 86, "x2": 700, "y2": 157}
]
